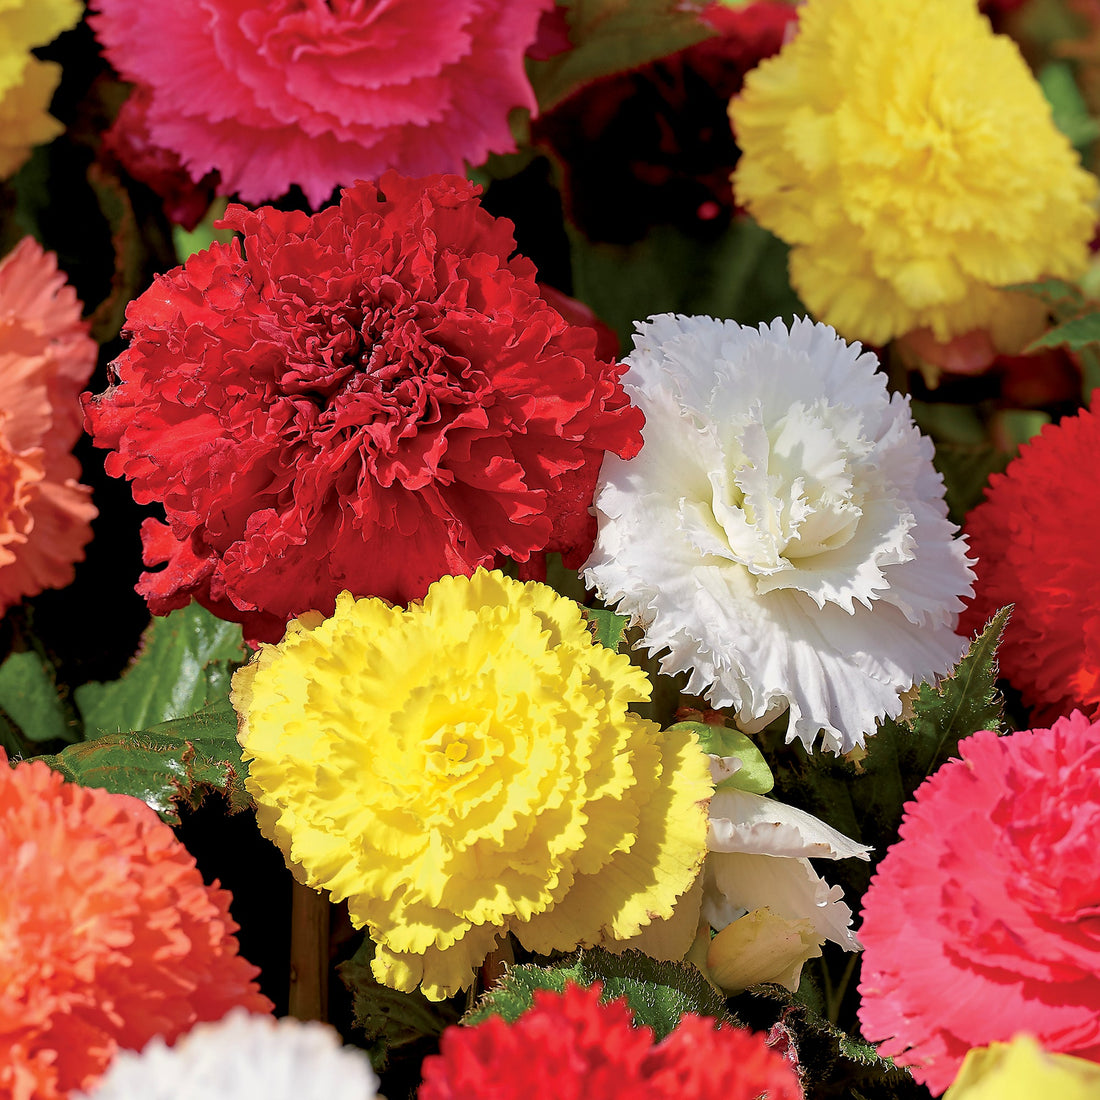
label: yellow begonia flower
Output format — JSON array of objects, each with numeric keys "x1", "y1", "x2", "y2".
[
  {"x1": 232, "y1": 569, "x2": 713, "y2": 1001},
  {"x1": 0, "y1": 0, "x2": 82, "y2": 177},
  {"x1": 945, "y1": 1034, "x2": 1100, "y2": 1099},
  {"x1": 730, "y1": 0, "x2": 1098, "y2": 350},
  {"x1": 703, "y1": 907, "x2": 821, "y2": 993},
  {"x1": 0, "y1": 0, "x2": 81, "y2": 176}
]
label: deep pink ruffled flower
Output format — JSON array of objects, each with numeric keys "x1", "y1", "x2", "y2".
[
  {"x1": 89, "y1": 0, "x2": 554, "y2": 206},
  {"x1": 858, "y1": 715, "x2": 1100, "y2": 1095}
]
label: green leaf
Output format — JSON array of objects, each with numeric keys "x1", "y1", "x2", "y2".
[
  {"x1": 669, "y1": 721, "x2": 773, "y2": 793},
  {"x1": 35, "y1": 699, "x2": 248, "y2": 824},
  {"x1": 1025, "y1": 311, "x2": 1100, "y2": 352},
  {"x1": 1004, "y1": 277, "x2": 1084, "y2": 312},
  {"x1": 930, "y1": 441, "x2": 1012, "y2": 527},
  {"x1": 468, "y1": 949, "x2": 732, "y2": 1039},
  {"x1": 567, "y1": 217, "x2": 804, "y2": 351},
  {"x1": 894, "y1": 605, "x2": 1010, "y2": 777},
  {"x1": 1039, "y1": 61, "x2": 1100, "y2": 151},
  {"x1": 337, "y1": 938, "x2": 460, "y2": 1071},
  {"x1": 75, "y1": 603, "x2": 248, "y2": 739},
  {"x1": 581, "y1": 606, "x2": 630, "y2": 652},
  {"x1": 526, "y1": 0, "x2": 716, "y2": 113},
  {"x1": 172, "y1": 196, "x2": 234, "y2": 262},
  {"x1": 0, "y1": 650, "x2": 77, "y2": 744},
  {"x1": 851, "y1": 608, "x2": 1010, "y2": 855}
]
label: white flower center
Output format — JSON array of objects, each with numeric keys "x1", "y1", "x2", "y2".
[{"x1": 680, "y1": 400, "x2": 873, "y2": 587}]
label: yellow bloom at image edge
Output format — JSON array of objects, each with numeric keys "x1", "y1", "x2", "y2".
[
  {"x1": 945, "y1": 1034, "x2": 1100, "y2": 1098},
  {"x1": 0, "y1": 0, "x2": 84, "y2": 178},
  {"x1": 730, "y1": 0, "x2": 1098, "y2": 349},
  {"x1": 232, "y1": 569, "x2": 713, "y2": 1001}
]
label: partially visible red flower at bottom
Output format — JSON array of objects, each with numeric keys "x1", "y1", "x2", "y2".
[
  {"x1": 419, "y1": 982, "x2": 802, "y2": 1100},
  {"x1": 0, "y1": 752, "x2": 271, "y2": 1100}
]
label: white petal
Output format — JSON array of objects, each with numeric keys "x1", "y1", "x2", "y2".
[
  {"x1": 708, "y1": 788, "x2": 871, "y2": 861},
  {"x1": 703, "y1": 851, "x2": 862, "y2": 950}
]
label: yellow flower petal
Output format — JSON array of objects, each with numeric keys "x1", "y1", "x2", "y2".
[
  {"x1": 706, "y1": 907, "x2": 822, "y2": 993},
  {"x1": 945, "y1": 1034, "x2": 1100, "y2": 1099}
]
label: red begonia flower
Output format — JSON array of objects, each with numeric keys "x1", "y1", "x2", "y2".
[
  {"x1": 959, "y1": 407, "x2": 1100, "y2": 722},
  {"x1": 83, "y1": 173, "x2": 642, "y2": 643},
  {"x1": 419, "y1": 983, "x2": 802, "y2": 1100}
]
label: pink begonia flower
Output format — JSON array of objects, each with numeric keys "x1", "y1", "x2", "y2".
[{"x1": 89, "y1": 0, "x2": 554, "y2": 206}]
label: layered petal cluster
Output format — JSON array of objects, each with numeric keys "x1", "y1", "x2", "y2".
[
  {"x1": 88, "y1": 0, "x2": 552, "y2": 206},
  {"x1": 858, "y1": 715, "x2": 1100, "y2": 1094},
  {"x1": 944, "y1": 1034, "x2": 1100, "y2": 1099},
  {"x1": 960, "y1": 407, "x2": 1100, "y2": 722},
  {"x1": 730, "y1": 0, "x2": 1098, "y2": 349},
  {"x1": 419, "y1": 983, "x2": 803, "y2": 1100},
  {"x1": 83, "y1": 174, "x2": 642, "y2": 644},
  {"x1": 74, "y1": 1010, "x2": 379, "y2": 1100},
  {"x1": 701, "y1": 785, "x2": 869, "y2": 992},
  {"x1": 0, "y1": 1, "x2": 81, "y2": 177},
  {"x1": 583, "y1": 315, "x2": 974, "y2": 752},
  {"x1": 232, "y1": 569, "x2": 713, "y2": 1001},
  {"x1": 0, "y1": 237, "x2": 97, "y2": 616},
  {"x1": 0, "y1": 753, "x2": 270, "y2": 1100}
]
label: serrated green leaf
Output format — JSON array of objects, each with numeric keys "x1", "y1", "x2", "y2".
[
  {"x1": 35, "y1": 699, "x2": 248, "y2": 824},
  {"x1": 526, "y1": 0, "x2": 715, "y2": 113},
  {"x1": 0, "y1": 650, "x2": 76, "y2": 744},
  {"x1": 669, "y1": 721, "x2": 773, "y2": 793},
  {"x1": 468, "y1": 949, "x2": 731, "y2": 1039},
  {"x1": 337, "y1": 938, "x2": 459, "y2": 1071},
  {"x1": 898, "y1": 605, "x2": 1010, "y2": 775},
  {"x1": 581, "y1": 606, "x2": 630, "y2": 652},
  {"x1": 1025, "y1": 311, "x2": 1100, "y2": 353},
  {"x1": 75, "y1": 603, "x2": 248, "y2": 739}
]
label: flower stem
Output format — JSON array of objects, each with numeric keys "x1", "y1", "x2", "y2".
[{"x1": 289, "y1": 881, "x2": 329, "y2": 1021}]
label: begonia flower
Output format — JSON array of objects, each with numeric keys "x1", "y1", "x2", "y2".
[
  {"x1": 0, "y1": 753, "x2": 270, "y2": 1100},
  {"x1": 83, "y1": 173, "x2": 642, "y2": 645},
  {"x1": 419, "y1": 982, "x2": 803, "y2": 1100},
  {"x1": 74, "y1": 1010, "x2": 379, "y2": 1100},
  {"x1": 730, "y1": 0, "x2": 1098, "y2": 349},
  {"x1": 701, "y1": 786, "x2": 869, "y2": 991},
  {"x1": 0, "y1": 237, "x2": 97, "y2": 616},
  {"x1": 960, "y1": 406, "x2": 1100, "y2": 722},
  {"x1": 88, "y1": 0, "x2": 553, "y2": 206},
  {"x1": 583, "y1": 314, "x2": 974, "y2": 752},
  {"x1": 0, "y1": 1, "x2": 81, "y2": 178},
  {"x1": 232, "y1": 569, "x2": 713, "y2": 1001},
  {"x1": 858, "y1": 715, "x2": 1100, "y2": 1094},
  {"x1": 943, "y1": 1034, "x2": 1100, "y2": 1099}
]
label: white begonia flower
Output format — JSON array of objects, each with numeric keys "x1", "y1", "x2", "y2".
[
  {"x1": 77, "y1": 1010, "x2": 381, "y2": 1100},
  {"x1": 701, "y1": 786, "x2": 871, "y2": 991},
  {"x1": 582, "y1": 314, "x2": 975, "y2": 752}
]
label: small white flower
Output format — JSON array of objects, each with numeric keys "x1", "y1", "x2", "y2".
[
  {"x1": 702, "y1": 785, "x2": 871, "y2": 991},
  {"x1": 583, "y1": 314, "x2": 974, "y2": 752},
  {"x1": 78, "y1": 1010, "x2": 381, "y2": 1100}
]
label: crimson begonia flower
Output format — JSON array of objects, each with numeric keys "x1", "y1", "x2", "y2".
[
  {"x1": 858, "y1": 715, "x2": 1100, "y2": 1094},
  {"x1": 959, "y1": 407, "x2": 1100, "y2": 722},
  {"x1": 83, "y1": 173, "x2": 642, "y2": 643},
  {"x1": 0, "y1": 752, "x2": 270, "y2": 1100},
  {"x1": 419, "y1": 982, "x2": 802, "y2": 1100}
]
